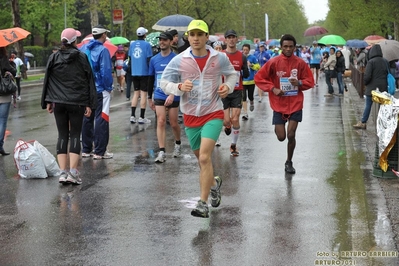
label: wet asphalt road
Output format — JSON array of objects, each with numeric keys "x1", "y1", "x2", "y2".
[{"x1": 0, "y1": 78, "x2": 399, "y2": 266}]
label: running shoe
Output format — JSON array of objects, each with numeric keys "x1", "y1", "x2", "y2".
[
  {"x1": 285, "y1": 160, "x2": 296, "y2": 174},
  {"x1": 210, "y1": 176, "x2": 222, "y2": 207},
  {"x1": 224, "y1": 126, "x2": 231, "y2": 136},
  {"x1": 173, "y1": 144, "x2": 181, "y2": 158},
  {"x1": 81, "y1": 151, "x2": 93, "y2": 158},
  {"x1": 191, "y1": 200, "x2": 209, "y2": 218},
  {"x1": 138, "y1": 117, "x2": 151, "y2": 124},
  {"x1": 17, "y1": 96, "x2": 21, "y2": 101},
  {"x1": 242, "y1": 114, "x2": 248, "y2": 121},
  {"x1": 230, "y1": 145, "x2": 239, "y2": 156},
  {"x1": 249, "y1": 102, "x2": 254, "y2": 112},
  {"x1": 59, "y1": 171, "x2": 68, "y2": 184},
  {"x1": 155, "y1": 151, "x2": 166, "y2": 163},
  {"x1": 93, "y1": 151, "x2": 114, "y2": 160},
  {"x1": 66, "y1": 170, "x2": 82, "y2": 185},
  {"x1": 130, "y1": 116, "x2": 137, "y2": 124},
  {"x1": 215, "y1": 138, "x2": 221, "y2": 147}
]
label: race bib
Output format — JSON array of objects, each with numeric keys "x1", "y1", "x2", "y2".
[
  {"x1": 235, "y1": 71, "x2": 241, "y2": 87},
  {"x1": 280, "y1": 77, "x2": 298, "y2": 96},
  {"x1": 188, "y1": 80, "x2": 213, "y2": 106}
]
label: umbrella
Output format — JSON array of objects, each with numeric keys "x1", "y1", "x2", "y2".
[
  {"x1": 346, "y1": 39, "x2": 368, "y2": 49},
  {"x1": 318, "y1": 34, "x2": 346, "y2": 46},
  {"x1": 110, "y1": 36, "x2": 129, "y2": 45},
  {"x1": 378, "y1": 40, "x2": 399, "y2": 62},
  {"x1": 364, "y1": 35, "x2": 386, "y2": 45},
  {"x1": 0, "y1": 27, "x2": 31, "y2": 47},
  {"x1": 24, "y1": 52, "x2": 34, "y2": 57},
  {"x1": 77, "y1": 39, "x2": 118, "y2": 57},
  {"x1": 266, "y1": 39, "x2": 280, "y2": 47},
  {"x1": 145, "y1": 32, "x2": 161, "y2": 46},
  {"x1": 303, "y1": 26, "x2": 328, "y2": 37},
  {"x1": 152, "y1": 14, "x2": 194, "y2": 32}
]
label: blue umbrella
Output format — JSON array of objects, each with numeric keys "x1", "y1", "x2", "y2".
[
  {"x1": 346, "y1": 39, "x2": 368, "y2": 49},
  {"x1": 152, "y1": 14, "x2": 194, "y2": 32}
]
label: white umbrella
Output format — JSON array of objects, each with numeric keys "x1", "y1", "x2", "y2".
[
  {"x1": 24, "y1": 52, "x2": 34, "y2": 57},
  {"x1": 378, "y1": 40, "x2": 399, "y2": 62}
]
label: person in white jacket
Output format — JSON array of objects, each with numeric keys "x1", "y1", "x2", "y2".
[{"x1": 161, "y1": 20, "x2": 237, "y2": 218}]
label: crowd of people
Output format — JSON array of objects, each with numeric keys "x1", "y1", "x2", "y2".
[{"x1": 3, "y1": 19, "x2": 394, "y2": 218}]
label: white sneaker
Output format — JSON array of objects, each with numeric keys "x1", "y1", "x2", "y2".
[
  {"x1": 173, "y1": 144, "x2": 181, "y2": 157},
  {"x1": 130, "y1": 116, "x2": 137, "y2": 123},
  {"x1": 155, "y1": 151, "x2": 166, "y2": 163},
  {"x1": 138, "y1": 117, "x2": 151, "y2": 124},
  {"x1": 17, "y1": 96, "x2": 21, "y2": 100},
  {"x1": 66, "y1": 170, "x2": 82, "y2": 185}
]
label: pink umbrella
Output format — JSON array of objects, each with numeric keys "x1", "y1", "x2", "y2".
[
  {"x1": 304, "y1": 26, "x2": 328, "y2": 37},
  {"x1": 364, "y1": 35, "x2": 386, "y2": 45},
  {"x1": 77, "y1": 36, "x2": 117, "y2": 57}
]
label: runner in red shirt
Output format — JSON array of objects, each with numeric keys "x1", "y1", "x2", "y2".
[{"x1": 221, "y1": 29, "x2": 249, "y2": 156}]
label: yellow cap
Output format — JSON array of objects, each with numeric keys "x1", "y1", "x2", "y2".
[{"x1": 186, "y1": 20, "x2": 209, "y2": 34}]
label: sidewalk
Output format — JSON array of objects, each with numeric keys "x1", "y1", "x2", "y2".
[{"x1": 344, "y1": 77, "x2": 399, "y2": 248}]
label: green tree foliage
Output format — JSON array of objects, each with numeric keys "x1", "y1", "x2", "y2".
[
  {"x1": 1, "y1": 0, "x2": 313, "y2": 47},
  {"x1": 326, "y1": 0, "x2": 399, "y2": 40}
]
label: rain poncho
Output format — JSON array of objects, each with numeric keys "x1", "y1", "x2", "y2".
[
  {"x1": 160, "y1": 45, "x2": 237, "y2": 117},
  {"x1": 373, "y1": 90, "x2": 399, "y2": 172}
]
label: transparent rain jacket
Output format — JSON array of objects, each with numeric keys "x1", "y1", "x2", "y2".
[{"x1": 160, "y1": 45, "x2": 237, "y2": 117}]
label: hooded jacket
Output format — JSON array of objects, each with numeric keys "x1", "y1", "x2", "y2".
[
  {"x1": 254, "y1": 52, "x2": 314, "y2": 114},
  {"x1": 84, "y1": 39, "x2": 113, "y2": 93},
  {"x1": 364, "y1": 44, "x2": 388, "y2": 96},
  {"x1": 41, "y1": 47, "x2": 97, "y2": 109}
]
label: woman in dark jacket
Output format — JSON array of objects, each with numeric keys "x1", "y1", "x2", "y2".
[
  {"x1": 335, "y1": 50, "x2": 346, "y2": 95},
  {"x1": 41, "y1": 28, "x2": 97, "y2": 185},
  {"x1": 353, "y1": 44, "x2": 388, "y2": 129},
  {"x1": 0, "y1": 47, "x2": 16, "y2": 155}
]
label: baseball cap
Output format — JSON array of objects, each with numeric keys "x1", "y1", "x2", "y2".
[
  {"x1": 157, "y1": 32, "x2": 173, "y2": 40},
  {"x1": 224, "y1": 29, "x2": 237, "y2": 38},
  {"x1": 312, "y1": 40, "x2": 317, "y2": 44},
  {"x1": 168, "y1": 29, "x2": 178, "y2": 37},
  {"x1": 274, "y1": 47, "x2": 279, "y2": 51},
  {"x1": 186, "y1": 20, "x2": 209, "y2": 34},
  {"x1": 92, "y1": 25, "x2": 110, "y2": 35},
  {"x1": 137, "y1": 27, "x2": 148, "y2": 36},
  {"x1": 61, "y1": 28, "x2": 80, "y2": 44}
]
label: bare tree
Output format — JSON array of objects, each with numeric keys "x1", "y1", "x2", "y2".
[{"x1": 90, "y1": 0, "x2": 99, "y2": 27}]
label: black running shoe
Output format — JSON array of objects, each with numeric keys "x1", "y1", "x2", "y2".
[
  {"x1": 191, "y1": 200, "x2": 209, "y2": 218},
  {"x1": 210, "y1": 176, "x2": 222, "y2": 207},
  {"x1": 285, "y1": 160, "x2": 296, "y2": 174},
  {"x1": 224, "y1": 126, "x2": 231, "y2": 136}
]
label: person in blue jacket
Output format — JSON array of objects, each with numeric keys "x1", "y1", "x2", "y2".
[
  {"x1": 241, "y1": 43, "x2": 260, "y2": 120},
  {"x1": 254, "y1": 42, "x2": 270, "y2": 102},
  {"x1": 81, "y1": 25, "x2": 114, "y2": 160},
  {"x1": 309, "y1": 41, "x2": 322, "y2": 86}
]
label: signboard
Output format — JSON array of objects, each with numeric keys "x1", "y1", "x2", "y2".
[{"x1": 113, "y1": 9, "x2": 123, "y2": 24}]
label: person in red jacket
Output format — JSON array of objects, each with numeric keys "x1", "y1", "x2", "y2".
[{"x1": 254, "y1": 34, "x2": 314, "y2": 174}]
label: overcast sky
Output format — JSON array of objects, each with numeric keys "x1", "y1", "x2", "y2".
[{"x1": 299, "y1": 0, "x2": 329, "y2": 23}]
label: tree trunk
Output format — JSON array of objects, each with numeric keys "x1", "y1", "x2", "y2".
[
  {"x1": 90, "y1": 0, "x2": 99, "y2": 28},
  {"x1": 11, "y1": 0, "x2": 27, "y2": 79}
]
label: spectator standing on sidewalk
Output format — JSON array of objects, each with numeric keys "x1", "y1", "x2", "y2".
[
  {"x1": 11, "y1": 51, "x2": 24, "y2": 100},
  {"x1": 81, "y1": 25, "x2": 114, "y2": 160},
  {"x1": 160, "y1": 20, "x2": 237, "y2": 218},
  {"x1": 353, "y1": 44, "x2": 388, "y2": 130},
  {"x1": 0, "y1": 47, "x2": 16, "y2": 156},
  {"x1": 41, "y1": 28, "x2": 97, "y2": 184},
  {"x1": 254, "y1": 34, "x2": 314, "y2": 174}
]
